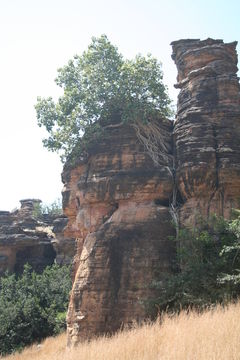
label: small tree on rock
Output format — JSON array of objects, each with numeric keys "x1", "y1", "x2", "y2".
[{"x1": 35, "y1": 35, "x2": 172, "y2": 162}]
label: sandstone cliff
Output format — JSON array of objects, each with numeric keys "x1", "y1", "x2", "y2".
[
  {"x1": 51, "y1": 215, "x2": 75, "y2": 266},
  {"x1": 0, "y1": 199, "x2": 74, "y2": 274},
  {"x1": 64, "y1": 38, "x2": 240, "y2": 346},
  {"x1": 63, "y1": 121, "x2": 175, "y2": 344},
  {"x1": 172, "y1": 38, "x2": 240, "y2": 225}
]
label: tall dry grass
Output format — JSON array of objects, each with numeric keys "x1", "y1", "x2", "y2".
[{"x1": 3, "y1": 301, "x2": 240, "y2": 360}]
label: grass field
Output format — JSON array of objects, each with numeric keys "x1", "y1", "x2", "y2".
[{"x1": 3, "y1": 301, "x2": 240, "y2": 360}]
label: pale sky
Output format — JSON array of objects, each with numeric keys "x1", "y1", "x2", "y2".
[{"x1": 0, "y1": 0, "x2": 239, "y2": 210}]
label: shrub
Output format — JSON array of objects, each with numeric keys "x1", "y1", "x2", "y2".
[
  {"x1": 149, "y1": 213, "x2": 240, "y2": 314},
  {"x1": 0, "y1": 264, "x2": 71, "y2": 356}
]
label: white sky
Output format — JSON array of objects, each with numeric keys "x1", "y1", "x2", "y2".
[{"x1": 0, "y1": 0, "x2": 239, "y2": 210}]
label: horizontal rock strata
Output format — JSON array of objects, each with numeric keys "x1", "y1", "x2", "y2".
[
  {"x1": 171, "y1": 38, "x2": 240, "y2": 224},
  {"x1": 0, "y1": 199, "x2": 74, "y2": 274},
  {"x1": 65, "y1": 37, "x2": 240, "y2": 346},
  {"x1": 63, "y1": 121, "x2": 175, "y2": 345},
  {"x1": 0, "y1": 199, "x2": 55, "y2": 274}
]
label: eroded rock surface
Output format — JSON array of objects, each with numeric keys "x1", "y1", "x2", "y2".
[
  {"x1": 65, "y1": 38, "x2": 240, "y2": 346},
  {"x1": 51, "y1": 215, "x2": 75, "y2": 265},
  {"x1": 0, "y1": 199, "x2": 55, "y2": 274},
  {"x1": 171, "y1": 38, "x2": 240, "y2": 224},
  {"x1": 63, "y1": 121, "x2": 175, "y2": 344},
  {"x1": 0, "y1": 199, "x2": 74, "y2": 274}
]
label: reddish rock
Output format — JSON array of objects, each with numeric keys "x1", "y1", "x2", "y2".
[
  {"x1": 0, "y1": 199, "x2": 56, "y2": 274},
  {"x1": 51, "y1": 215, "x2": 75, "y2": 266},
  {"x1": 65, "y1": 38, "x2": 240, "y2": 346},
  {"x1": 63, "y1": 121, "x2": 175, "y2": 345},
  {"x1": 171, "y1": 38, "x2": 240, "y2": 224},
  {"x1": 0, "y1": 199, "x2": 74, "y2": 274}
]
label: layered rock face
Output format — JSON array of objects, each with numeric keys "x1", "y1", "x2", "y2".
[
  {"x1": 51, "y1": 215, "x2": 75, "y2": 265},
  {"x1": 63, "y1": 121, "x2": 175, "y2": 345},
  {"x1": 65, "y1": 38, "x2": 240, "y2": 346},
  {"x1": 0, "y1": 199, "x2": 55, "y2": 274},
  {"x1": 172, "y1": 38, "x2": 240, "y2": 224},
  {"x1": 0, "y1": 199, "x2": 74, "y2": 274}
]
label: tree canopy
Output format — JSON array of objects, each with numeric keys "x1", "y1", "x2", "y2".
[{"x1": 35, "y1": 35, "x2": 172, "y2": 162}]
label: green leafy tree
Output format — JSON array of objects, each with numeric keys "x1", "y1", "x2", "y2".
[
  {"x1": 35, "y1": 35, "x2": 172, "y2": 162},
  {"x1": 0, "y1": 264, "x2": 71, "y2": 356}
]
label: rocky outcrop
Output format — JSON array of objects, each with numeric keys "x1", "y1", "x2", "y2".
[
  {"x1": 0, "y1": 199, "x2": 74, "y2": 274},
  {"x1": 51, "y1": 215, "x2": 75, "y2": 265},
  {"x1": 0, "y1": 199, "x2": 55, "y2": 274},
  {"x1": 64, "y1": 37, "x2": 240, "y2": 346},
  {"x1": 63, "y1": 121, "x2": 175, "y2": 345},
  {"x1": 171, "y1": 38, "x2": 240, "y2": 225}
]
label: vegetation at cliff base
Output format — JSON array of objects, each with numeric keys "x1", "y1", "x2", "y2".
[
  {"x1": 0, "y1": 264, "x2": 71, "y2": 356},
  {"x1": 4, "y1": 302, "x2": 240, "y2": 360},
  {"x1": 35, "y1": 35, "x2": 172, "y2": 162},
  {"x1": 150, "y1": 211, "x2": 240, "y2": 313}
]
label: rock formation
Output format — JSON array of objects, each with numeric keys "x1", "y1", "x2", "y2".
[
  {"x1": 63, "y1": 121, "x2": 175, "y2": 344},
  {"x1": 1, "y1": 37, "x2": 238, "y2": 348},
  {"x1": 171, "y1": 38, "x2": 240, "y2": 225},
  {"x1": 51, "y1": 215, "x2": 75, "y2": 266},
  {"x1": 0, "y1": 199, "x2": 74, "y2": 274},
  {"x1": 65, "y1": 38, "x2": 240, "y2": 346},
  {"x1": 0, "y1": 199, "x2": 55, "y2": 274}
]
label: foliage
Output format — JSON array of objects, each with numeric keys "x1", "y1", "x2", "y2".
[
  {"x1": 0, "y1": 264, "x2": 71, "y2": 356},
  {"x1": 219, "y1": 209, "x2": 240, "y2": 285},
  {"x1": 35, "y1": 35, "x2": 172, "y2": 162},
  {"x1": 33, "y1": 199, "x2": 62, "y2": 220},
  {"x1": 41, "y1": 198, "x2": 63, "y2": 216},
  {"x1": 149, "y1": 213, "x2": 240, "y2": 314}
]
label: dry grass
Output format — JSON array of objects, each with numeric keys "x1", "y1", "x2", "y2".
[{"x1": 3, "y1": 302, "x2": 240, "y2": 360}]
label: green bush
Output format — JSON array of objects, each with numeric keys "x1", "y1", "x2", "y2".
[
  {"x1": 0, "y1": 264, "x2": 71, "y2": 356},
  {"x1": 149, "y1": 213, "x2": 240, "y2": 314}
]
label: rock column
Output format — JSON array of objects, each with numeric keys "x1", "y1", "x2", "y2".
[{"x1": 171, "y1": 38, "x2": 240, "y2": 224}]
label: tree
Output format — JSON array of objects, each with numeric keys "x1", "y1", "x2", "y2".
[{"x1": 35, "y1": 35, "x2": 172, "y2": 162}]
